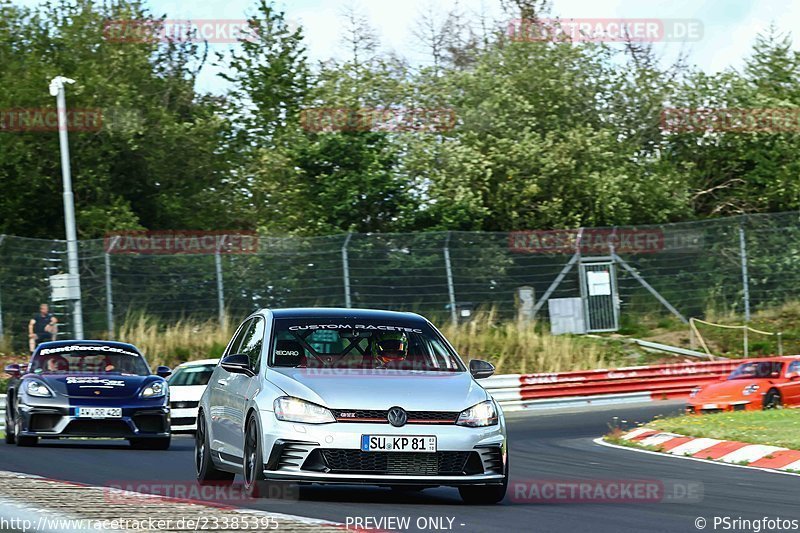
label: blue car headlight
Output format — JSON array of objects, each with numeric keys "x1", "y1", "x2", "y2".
[
  {"x1": 25, "y1": 379, "x2": 53, "y2": 398},
  {"x1": 456, "y1": 400, "x2": 498, "y2": 427},
  {"x1": 140, "y1": 381, "x2": 167, "y2": 398}
]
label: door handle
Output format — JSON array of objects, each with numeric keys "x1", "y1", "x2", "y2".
[{"x1": 217, "y1": 379, "x2": 228, "y2": 386}]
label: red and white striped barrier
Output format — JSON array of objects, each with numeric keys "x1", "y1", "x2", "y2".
[
  {"x1": 484, "y1": 357, "x2": 795, "y2": 412},
  {"x1": 620, "y1": 427, "x2": 800, "y2": 471}
]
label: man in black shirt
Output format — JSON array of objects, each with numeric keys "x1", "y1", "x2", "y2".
[{"x1": 28, "y1": 303, "x2": 58, "y2": 353}]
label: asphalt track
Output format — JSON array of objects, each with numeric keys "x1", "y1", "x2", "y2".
[{"x1": 2, "y1": 401, "x2": 799, "y2": 533}]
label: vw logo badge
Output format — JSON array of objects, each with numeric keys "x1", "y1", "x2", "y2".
[{"x1": 387, "y1": 407, "x2": 407, "y2": 427}]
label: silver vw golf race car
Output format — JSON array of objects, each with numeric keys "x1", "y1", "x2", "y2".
[{"x1": 195, "y1": 308, "x2": 508, "y2": 504}]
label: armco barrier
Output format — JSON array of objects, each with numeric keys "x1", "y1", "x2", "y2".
[{"x1": 483, "y1": 357, "x2": 794, "y2": 412}]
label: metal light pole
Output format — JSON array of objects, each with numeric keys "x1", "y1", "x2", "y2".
[{"x1": 49, "y1": 76, "x2": 84, "y2": 339}]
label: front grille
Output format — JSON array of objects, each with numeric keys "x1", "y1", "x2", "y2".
[
  {"x1": 170, "y1": 401, "x2": 199, "y2": 409},
  {"x1": 30, "y1": 414, "x2": 61, "y2": 432},
  {"x1": 701, "y1": 408, "x2": 723, "y2": 415},
  {"x1": 133, "y1": 414, "x2": 166, "y2": 433},
  {"x1": 330, "y1": 409, "x2": 458, "y2": 424},
  {"x1": 733, "y1": 404, "x2": 747, "y2": 412},
  {"x1": 315, "y1": 449, "x2": 475, "y2": 476},
  {"x1": 170, "y1": 417, "x2": 196, "y2": 426},
  {"x1": 65, "y1": 420, "x2": 131, "y2": 437}
]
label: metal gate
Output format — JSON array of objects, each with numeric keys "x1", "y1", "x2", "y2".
[{"x1": 579, "y1": 258, "x2": 620, "y2": 332}]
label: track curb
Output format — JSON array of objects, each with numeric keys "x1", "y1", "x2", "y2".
[{"x1": 600, "y1": 427, "x2": 800, "y2": 474}]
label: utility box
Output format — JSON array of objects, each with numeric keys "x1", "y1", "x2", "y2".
[
  {"x1": 548, "y1": 297, "x2": 586, "y2": 335},
  {"x1": 50, "y1": 273, "x2": 80, "y2": 301}
]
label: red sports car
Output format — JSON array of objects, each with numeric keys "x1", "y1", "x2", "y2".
[{"x1": 687, "y1": 357, "x2": 800, "y2": 414}]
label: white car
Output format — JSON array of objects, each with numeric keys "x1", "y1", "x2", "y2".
[{"x1": 167, "y1": 359, "x2": 218, "y2": 432}]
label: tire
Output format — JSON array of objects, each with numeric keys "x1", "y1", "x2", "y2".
[
  {"x1": 4, "y1": 395, "x2": 15, "y2": 444},
  {"x1": 243, "y1": 414, "x2": 266, "y2": 498},
  {"x1": 14, "y1": 409, "x2": 37, "y2": 447},
  {"x1": 129, "y1": 437, "x2": 171, "y2": 450},
  {"x1": 195, "y1": 414, "x2": 234, "y2": 485},
  {"x1": 242, "y1": 413, "x2": 298, "y2": 500},
  {"x1": 459, "y1": 453, "x2": 508, "y2": 505},
  {"x1": 763, "y1": 389, "x2": 783, "y2": 410}
]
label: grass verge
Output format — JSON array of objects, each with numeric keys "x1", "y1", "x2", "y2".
[{"x1": 632, "y1": 409, "x2": 800, "y2": 450}]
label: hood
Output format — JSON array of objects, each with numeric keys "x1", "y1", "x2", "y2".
[
  {"x1": 265, "y1": 368, "x2": 488, "y2": 412},
  {"x1": 30, "y1": 373, "x2": 160, "y2": 398},
  {"x1": 693, "y1": 379, "x2": 770, "y2": 402},
  {"x1": 168, "y1": 384, "x2": 207, "y2": 402}
]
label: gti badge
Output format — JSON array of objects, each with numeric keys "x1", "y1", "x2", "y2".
[{"x1": 387, "y1": 407, "x2": 407, "y2": 427}]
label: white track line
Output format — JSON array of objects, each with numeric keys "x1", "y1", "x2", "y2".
[{"x1": 593, "y1": 437, "x2": 800, "y2": 477}]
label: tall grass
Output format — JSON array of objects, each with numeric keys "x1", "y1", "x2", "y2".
[
  {"x1": 113, "y1": 310, "x2": 615, "y2": 374},
  {"x1": 116, "y1": 314, "x2": 233, "y2": 367},
  {"x1": 440, "y1": 309, "x2": 612, "y2": 374}
]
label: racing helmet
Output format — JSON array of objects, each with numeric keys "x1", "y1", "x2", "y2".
[{"x1": 373, "y1": 332, "x2": 409, "y2": 364}]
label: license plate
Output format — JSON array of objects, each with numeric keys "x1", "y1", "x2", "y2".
[
  {"x1": 361, "y1": 435, "x2": 437, "y2": 453},
  {"x1": 75, "y1": 407, "x2": 122, "y2": 419},
  {"x1": 702, "y1": 404, "x2": 719, "y2": 410}
]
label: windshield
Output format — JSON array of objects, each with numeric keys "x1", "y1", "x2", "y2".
[
  {"x1": 270, "y1": 318, "x2": 465, "y2": 372},
  {"x1": 728, "y1": 361, "x2": 783, "y2": 380},
  {"x1": 31, "y1": 345, "x2": 150, "y2": 376},
  {"x1": 168, "y1": 364, "x2": 215, "y2": 386}
]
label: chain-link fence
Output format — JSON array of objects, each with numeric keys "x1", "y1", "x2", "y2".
[{"x1": 1, "y1": 211, "x2": 799, "y2": 350}]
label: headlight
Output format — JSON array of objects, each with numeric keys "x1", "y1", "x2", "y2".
[
  {"x1": 456, "y1": 400, "x2": 498, "y2": 427},
  {"x1": 743, "y1": 384, "x2": 760, "y2": 395},
  {"x1": 274, "y1": 397, "x2": 335, "y2": 424},
  {"x1": 140, "y1": 382, "x2": 166, "y2": 398},
  {"x1": 689, "y1": 387, "x2": 701, "y2": 398},
  {"x1": 25, "y1": 380, "x2": 53, "y2": 398}
]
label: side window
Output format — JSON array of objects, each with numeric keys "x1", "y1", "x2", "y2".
[
  {"x1": 789, "y1": 361, "x2": 800, "y2": 375},
  {"x1": 238, "y1": 318, "x2": 265, "y2": 373},
  {"x1": 225, "y1": 319, "x2": 253, "y2": 358}
]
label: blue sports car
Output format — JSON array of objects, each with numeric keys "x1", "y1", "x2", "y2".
[{"x1": 4, "y1": 340, "x2": 172, "y2": 449}]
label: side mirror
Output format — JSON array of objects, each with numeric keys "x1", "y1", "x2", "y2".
[
  {"x1": 4, "y1": 364, "x2": 20, "y2": 378},
  {"x1": 220, "y1": 354, "x2": 254, "y2": 376},
  {"x1": 469, "y1": 359, "x2": 495, "y2": 380},
  {"x1": 155, "y1": 366, "x2": 172, "y2": 378}
]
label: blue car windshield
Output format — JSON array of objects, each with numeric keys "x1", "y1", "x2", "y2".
[
  {"x1": 269, "y1": 319, "x2": 465, "y2": 372},
  {"x1": 30, "y1": 345, "x2": 150, "y2": 376}
]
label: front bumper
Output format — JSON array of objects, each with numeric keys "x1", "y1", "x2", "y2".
[
  {"x1": 256, "y1": 410, "x2": 506, "y2": 487},
  {"x1": 686, "y1": 400, "x2": 756, "y2": 414},
  {"x1": 17, "y1": 399, "x2": 170, "y2": 439}
]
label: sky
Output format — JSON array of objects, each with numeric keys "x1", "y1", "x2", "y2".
[{"x1": 12, "y1": 0, "x2": 800, "y2": 93}]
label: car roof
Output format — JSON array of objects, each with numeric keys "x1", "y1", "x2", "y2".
[
  {"x1": 177, "y1": 358, "x2": 219, "y2": 367},
  {"x1": 264, "y1": 307, "x2": 426, "y2": 322}
]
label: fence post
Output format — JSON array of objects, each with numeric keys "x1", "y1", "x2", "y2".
[
  {"x1": 739, "y1": 222, "x2": 750, "y2": 322},
  {"x1": 444, "y1": 232, "x2": 457, "y2": 326},
  {"x1": 104, "y1": 251, "x2": 114, "y2": 335},
  {"x1": 0, "y1": 235, "x2": 4, "y2": 341},
  {"x1": 342, "y1": 232, "x2": 353, "y2": 308},
  {"x1": 215, "y1": 236, "x2": 226, "y2": 326}
]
